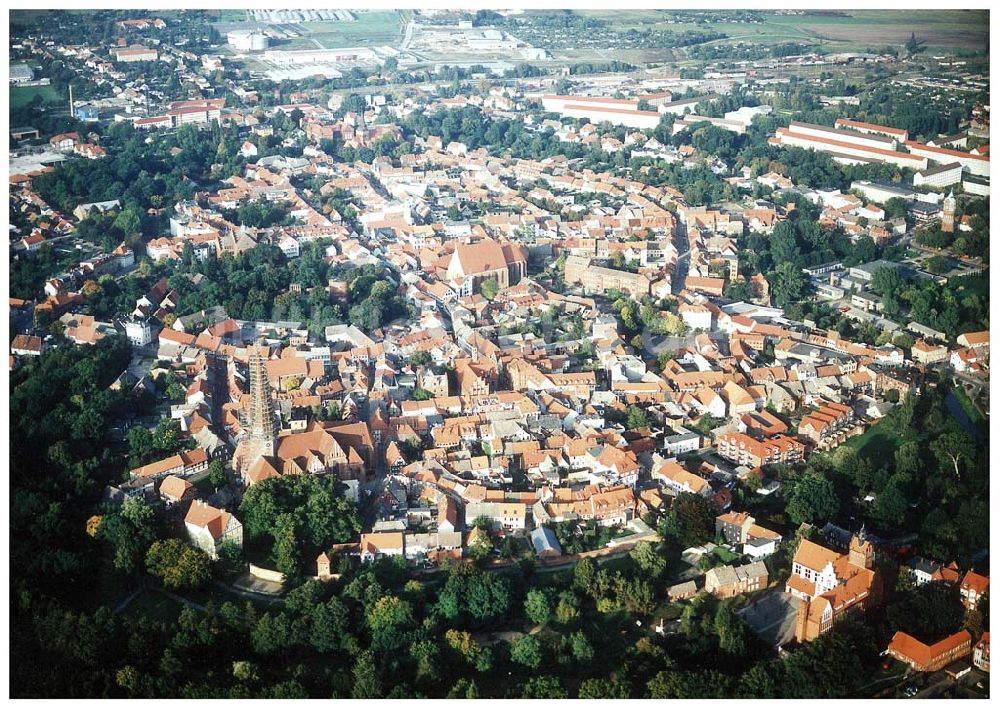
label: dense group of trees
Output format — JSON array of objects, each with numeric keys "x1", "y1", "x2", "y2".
[
  {"x1": 866, "y1": 265, "x2": 988, "y2": 340},
  {"x1": 486, "y1": 10, "x2": 725, "y2": 50},
  {"x1": 126, "y1": 419, "x2": 191, "y2": 469},
  {"x1": 763, "y1": 77, "x2": 986, "y2": 144},
  {"x1": 915, "y1": 199, "x2": 989, "y2": 263},
  {"x1": 72, "y1": 241, "x2": 408, "y2": 341},
  {"x1": 222, "y1": 201, "x2": 298, "y2": 230},
  {"x1": 775, "y1": 381, "x2": 987, "y2": 564},
  {"x1": 11, "y1": 337, "x2": 136, "y2": 693},
  {"x1": 34, "y1": 122, "x2": 244, "y2": 225},
  {"x1": 10, "y1": 242, "x2": 84, "y2": 300},
  {"x1": 240, "y1": 475, "x2": 361, "y2": 580}
]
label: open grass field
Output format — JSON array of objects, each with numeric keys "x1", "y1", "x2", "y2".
[
  {"x1": 213, "y1": 9, "x2": 249, "y2": 22},
  {"x1": 10, "y1": 84, "x2": 62, "y2": 109},
  {"x1": 574, "y1": 10, "x2": 988, "y2": 53},
  {"x1": 297, "y1": 11, "x2": 404, "y2": 49},
  {"x1": 842, "y1": 417, "x2": 904, "y2": 462}
]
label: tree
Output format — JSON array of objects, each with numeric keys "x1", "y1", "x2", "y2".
[
  {"x1": 894, "y1": 440, "x2": 922, "y2": 478},
  {"x1": 771, "y1": 262, "x2": 809, "y2": 307},
  {"x1": 351, "y1": 650, "x2": 383, "y2": 698},
  {"x1": 99, "y1": 497, "x2": 157, "y2": 574},
  {"x1": 81, "y1": 279, "x2": 103, "y2": 297},
  {"x1": 447, "y1": 679, "x2": 480, "y2": 699},
  {"x1": 569, "y1": 630, "x2": 594, "y2": 663},
  {"x1": 629, "y1": 540, "x2": 666, "y2": 579},
  {"x1": 661, "y1": 493, "x2": 716, "y2": 548},
  {"x1": 232, "y1": 660, "x2": 260, "y2": 683},
  {"x1": 574, "y1": 558, "x2": 597, "y2": 595},
  {"x1": 215, "y1": 539, "x2": 245, "y2": 579},
  {"x1": 926, "y1": 256, "x2": 950, "y2": 275},
  {"x1": 520, "y1": 675, "x2": 567, "y2": 699},
  {"x1": 873, "y1": 478, "x2": 908, "y2": 528},
  {"x1": 272, "y1": 513, "x2": 301, "y2": 577},
  {"x1": 555, "y1": 590, "x2": 582, "y2": 624},
  {"x1": 870, "y1": 266, "x2": 903, "y2": 299},
  {"x1": 889, "y1": 393, "x2": 916, "y2": 437},
  {"x1": 409, "y1": 638, "x2": 440, "y2": 683},
  {"x1": 115, "y1": 666, "x2": 141, "y2": 694},
  {"x1": 616, "y1": 576, "x2": 656, "y2": 614},
  {"x1": 886, "y1": 582, "x2": 964, "y2": 640},
  {"x1": 207, "y1": 459, "x2": 228, "y2": 491},
  {"x1": 714, "y1": 602, "x2": 752, "y2": 656},
  {"x1": 892, "y1": 334, "x2": 915, "y2": 350},
  {"x1": 480, "y1": 277, "x2": 499, "y2": 301},
  {"x1": 786, "y1": 474, "x2": 839, "y2": 525},
  {"x1": 884, "y1": 197, "x2": 908, "y2": 219},
  {"x1": 626, "y1": 405, "x2": 650, "y2": 430},
  {"x1": 581, "y1": 676, "x2": 632, "y2": 698},
  {"x1": 409, "y1": 351, "x2": 432, "y2": 367},
  {"x1": 444, "y1": 628, "x2": 491, "y2": 671},
  {"x1": 524, "y1": 588, "x2": 552, "y2": 627},
  {"x1": 930, "y1": 429, "x2": 976, "y2": 479},
  {"x1": 510, "y1": 634, "x2": 543, "y2": 669},
  {"x1": 240, "y1": 474, "x2": 361, "y2": 573},
  {"x1": 145, "y1": 538, "x2": 212, "y2": 591},
  {"x1": 367, "y1": 595, "x2": 415, "y2": 644},
  {"x1": 649, "y1": 669, "x2": 733, "y2": 698},
  {"x1": 435, "y1": 564, "x2": 511, "y2": 627}
]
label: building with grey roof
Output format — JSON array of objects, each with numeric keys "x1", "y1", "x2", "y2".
[{"x1": 704, "y1": 560, "x2": 769, "y2": 599}]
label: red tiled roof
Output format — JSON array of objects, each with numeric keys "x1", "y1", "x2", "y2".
[{"x1": 888, "y1": 629, "x2": 972, "y2": 669}]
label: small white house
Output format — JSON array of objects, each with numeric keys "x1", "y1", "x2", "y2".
[
  {"x1": 679, "y1": 303, "x2": 712, "y2": 331},
  {"x1": 278, "y1": 235, "x2": 300, "y2": 258},
  {"x1": 184, "y1": 501, "x2": 243, "y2": 559},
  {"x1": 124, "y1": 319, "x2": 152, "y2": 347}
]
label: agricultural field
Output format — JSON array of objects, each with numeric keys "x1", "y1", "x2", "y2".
[
  {"x1": 766, "y1": 10, "x2": 989, "y2": 53},
  {"x1": 9, "y1": 84, "x2": 62, "y2": 109},
  {"x1": 569, "y1": 9, "x2": 989, "y2": 54}
]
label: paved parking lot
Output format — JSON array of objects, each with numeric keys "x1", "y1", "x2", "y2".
[{"x1": 739, "y1": 589, "x2": 799, "y2": 648}]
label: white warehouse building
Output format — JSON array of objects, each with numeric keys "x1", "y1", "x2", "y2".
[{"x1": 913, "y1": 162, "x2": 963, "y2": 190}]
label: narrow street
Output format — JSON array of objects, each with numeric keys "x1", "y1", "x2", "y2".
[{"x1": 672, "y1": 219, "x2": 691, "y2": 295}]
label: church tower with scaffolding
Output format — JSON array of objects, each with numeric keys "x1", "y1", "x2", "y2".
[{"x1": 233, "y1": 344, "x2": 277, "y2": 477}]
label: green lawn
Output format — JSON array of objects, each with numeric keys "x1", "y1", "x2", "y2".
[
  {"x1": 842, "y1": 417, "x2": 904, "y2": 460},
  {"x1": 10, "y1": 84, "x2": 62, "y2": 109},
  {"x1": 712, "y1": 546, "x2": 740, "y2": 565},
  {"x1": 299, "y1": 11, "x2": 403, "y2": 48},
  {"x1": 214, "y1": 9, "x2": 248, "y2": 22}
]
